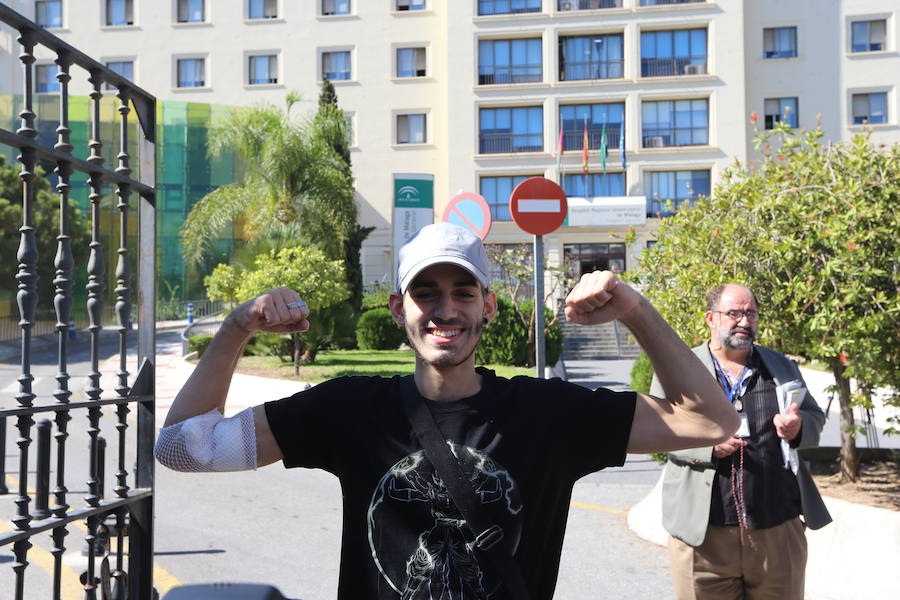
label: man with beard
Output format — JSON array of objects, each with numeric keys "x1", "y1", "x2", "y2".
[
  {"x1": 157, "y1": 223, "x2": 739, "y2": 600},
  {"x1": 652, "y1": 283, "x2": 831, "y2": 600}
]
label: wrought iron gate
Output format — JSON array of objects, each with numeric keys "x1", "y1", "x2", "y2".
[{"x1": 1, "y1": 4, "x2": 156, "y2": 599}]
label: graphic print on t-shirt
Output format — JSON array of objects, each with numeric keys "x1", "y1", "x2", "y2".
[{"x1": 367, "y1": 442, "x2": 522, "y2": 599}]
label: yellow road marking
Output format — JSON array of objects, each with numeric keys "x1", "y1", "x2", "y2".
[
  {"x1": 0, "y1": 516, "x2": 85, "y2": 599},
  {"x1": 570, "y1": 501, "x2": 628, "y2": 516},
  {"x1": 4, "y1": 474, "x2": 181, "y2": 596}
]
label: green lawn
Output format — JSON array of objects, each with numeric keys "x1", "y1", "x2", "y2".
[{"x1": 233, "y1": 349, "x2": 536, "y2": 383}]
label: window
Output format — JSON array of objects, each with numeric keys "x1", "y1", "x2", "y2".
[
  {"x1": 851, "y1": 20, "x2": 887, "y2": 52},
  {"x1": 106, "y1": 0, "x2": 133, "y2": 25},
  {"x1": 478, "y1": 39, "x2": 542, "y2": 85},
  {"x1": 322, "y1": 0, "x2": 350, "y2": 15},
  {"x1": 644, "y1": 170, "x2": 710, "y2": 216},
  {"x1": 560, "y1": 102, "x2": 624, "y2": 151},
  {"x1": 563, "y1": 173, "x2": 625, "y2": 197},
  {"x1": 322, "y1": 51, "x2": 351, "y2": 81},
  {"x1": 764, "y1": 97, "x2": 798, "y2": 129},
  {"x1": 35, "y1": 0, "x2": 62, "y2": 28},
  {"x1": 479, "y1": 106, "x2": 543, "y2": 153},
  {"x1": 176, "y1": 58, "x2": 205, "y2": 87},
  {"x1": 559, "y1": 34, "x2": 624, "y2": 81},
  {"x1": 397, "y1": 0, "x2": 425, "y2": 10},
  {"x1": 851, "y1": 92, "x2": 888, "y2": 124},
  {"x1": 177, "y1": 0, "x2": 204, "y2": 23},
  {"x1": 558, "y1": 0, "x2": 622, "y2": 11},
  {"x1": 105, "y1": 60, "x2": 134, "y2": 90},
  {"x1": 249, "y1": 55, "x2": 278, "y2": 85},
  {"x1": 249, "y1": 0, "x2": 278, "y2": 19},
  {"x1": 478, "y1": 0, "x2": 541, "y2": 15},
  {"x1": 397, "y1": 114, "x2": 426, "y2": 144},
  {"x1": 35, "y1": 64, "x2": 60, "y2": 93},
  {"x1": 480, "y1": 175, "x2": 533, "y2": 221},
  {"x1": 641, "y1": 99, "x2": 708, "y2": 147},
  {"x1": 640, "y1": 0, "x2": 705, "y2": 5},
  {"x1": 763, "y1": 26, "x2": 797, "y2": 58},
  {"x1": 564, "y1": 243, "x2": 626, "y2": 275},
  {"x1": 396, "y1": 48, "x2": 426, "y2": 78},
  {"x1": 641, "y1": 29, "x2": 707, "y2": 76}
]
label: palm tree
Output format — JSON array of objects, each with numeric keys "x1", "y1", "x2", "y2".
[{"x1": 181, "y1": 91, "x2": 358, "y2": 270}]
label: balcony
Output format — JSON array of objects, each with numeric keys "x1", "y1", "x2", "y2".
[
  {"x1": 560, "y1": 59, "x2": 624, "y2": 81},
  {"x1": 642, "y1": 127, "x2": 708, "y2": 148},
  {"x1": 558, "y1": 0, "x2": 621, "y2": 10},
  {"x1": 564, "y1": 126, "x2": 622, "y2": 150},
  {"x1": 478, "y1": 65, "x2": 542, "y2": 85},
  {"x1": 641, "y1": 58, "x2": 706, "y2": 77},
  {"x1": 639, "y1": 0, "x2": 705, "y2": 6},
  {"x1": 479, "y1": 0, "x2": 542, "y2": 15},
  {"x1": 479, "y1": 133, "x2": 543, "y2": 153}
]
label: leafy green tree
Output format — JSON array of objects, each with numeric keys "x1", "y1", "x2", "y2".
[
  {"x1": 205, "y1": 246, "x2": 350, "y2": 370},
  {"x1": 485, "y1": 244, "x2": 576, "y2": 368},
  {"x1": 316, "y1": 78, "x2": 374, "y2": 311},
  {"x1": 181, "y1": 91, "x2": 359, "y2": 270},
  {"x1": 631, "y1": 122, "x2": 899, "y2": 482},
  {"x1": 0, "y1": 156, "x2": 91, "y2": 309}
]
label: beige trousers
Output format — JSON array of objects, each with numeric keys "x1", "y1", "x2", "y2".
[{"x1": 668, "y1": 518, "x2": 807, "y2": 600}]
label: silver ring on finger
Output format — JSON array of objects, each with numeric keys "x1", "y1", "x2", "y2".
[{"x1": 286, "y1": 300, "x2": 307, "y2": 310}]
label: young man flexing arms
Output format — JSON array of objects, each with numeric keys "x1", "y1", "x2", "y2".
[{"x1": 157, "y1": 222, "x2": 738, "y2": 599}]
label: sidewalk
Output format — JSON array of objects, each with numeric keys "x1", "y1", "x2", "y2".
[
  {"x1": 154, "y1": 326, "x2": 306, "y2": 424},
  {"x1": 626, "y1": 364, "x2": 899, "y2": 600},
  {"x1": 627, "y1": 475, "x2": 900, "y2": 600}
]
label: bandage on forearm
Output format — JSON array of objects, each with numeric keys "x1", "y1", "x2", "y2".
[{"x1": 155, "y1": 407, "x2": 257, "y2": 472}]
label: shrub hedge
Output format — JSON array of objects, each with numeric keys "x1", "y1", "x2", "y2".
[
  {"x1": 187, "y1": 334, "x2": 213, "y2": 357},
  {"x1": 244, "y1": 332, "x2": 294, "y2": 360},
  {"x1": 476, "y1": 296, "x2": 563, "y2": 367},
  {"x1": 630, "y1": 351, "x2": 653, "y2": 393},
  {"x1": 357, "y1": 307, "x2": 406, "y2": 350}
]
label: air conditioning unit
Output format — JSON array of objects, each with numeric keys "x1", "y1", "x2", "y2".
[
  {"x1": 645, "y1": 136, "x2": 666, "y2": 148},
  {"x1": 683, "y1": 63, "x2": 707, "y2": 75},
  {"x1": 561, "y1": 0, "x2": 579, "y2": 11}
]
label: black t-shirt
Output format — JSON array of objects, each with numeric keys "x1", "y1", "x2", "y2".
[{"x1": 264, "y1": 367, "x2": 636, "y2": 600}]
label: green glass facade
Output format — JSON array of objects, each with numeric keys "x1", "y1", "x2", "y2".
[{"x1": 1, "y1": 94, "x2": 238, "y2": 313}]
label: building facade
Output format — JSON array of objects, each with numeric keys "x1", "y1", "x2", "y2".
[{"x1": 2, "y1": 0, "x2": 897, "y2": 297}]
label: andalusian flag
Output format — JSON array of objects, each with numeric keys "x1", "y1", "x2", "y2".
[
  {"x1": 581, "y1": 117, "x2": 589, "y2": 174},
  {"x1": 599, "y1": 122, "x2": 608, "y2": 175},
  {"x1": 619, "y1": 118, "x2": 627, "y2": 170}
]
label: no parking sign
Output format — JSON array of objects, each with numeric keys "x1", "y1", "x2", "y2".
[{"x1": 442, "y1": 192, "x2": 492, "y2": 239}]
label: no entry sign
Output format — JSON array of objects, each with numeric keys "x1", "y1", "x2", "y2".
[
  {"x1": 442, "y1": 191, "x2": 492, "y2": 239},
  {"x1": 509, "y1": 177, "x2": 568, "y2": 236}
]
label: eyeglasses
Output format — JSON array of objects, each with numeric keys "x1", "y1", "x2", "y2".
[{"x1": 712, "y1": 309, "x2": 759, "y2": 322}]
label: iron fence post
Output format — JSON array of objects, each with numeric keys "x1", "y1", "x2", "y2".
[
  {"x1": 33, "y1": 419, "x2": 51, "y2": 520},
  {"x1": 0, "y1": 416, "x2": 7, "y2": 495}
]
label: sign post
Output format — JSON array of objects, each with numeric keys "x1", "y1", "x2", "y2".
[
  {"x1": 393, "y1": 174, "x2": 435, "y2": 289},
  {"x1": 509, "y1": 177, "x2": 568, "y2": 378}
]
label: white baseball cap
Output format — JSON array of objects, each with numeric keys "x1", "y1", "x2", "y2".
[{"x1": 396, "y1": 222, "x2": 491, "y2": 294}]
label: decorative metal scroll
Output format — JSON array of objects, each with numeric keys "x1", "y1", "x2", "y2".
[{"x1": 0, "y1": 5, "x2": 156, "y2": 600}]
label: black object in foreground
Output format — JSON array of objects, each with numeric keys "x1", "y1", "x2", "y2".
[{"x1": 162, "y1": 583, "x2": 292, "y2": 600}]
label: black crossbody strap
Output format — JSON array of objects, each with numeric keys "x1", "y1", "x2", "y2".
[{"x1": 399, "y1": 376, "x2": 531, "y2": 600}]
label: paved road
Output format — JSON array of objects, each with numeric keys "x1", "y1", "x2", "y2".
[{"x1": 2, "y1": 332, "x2": 673, "y2": 599}]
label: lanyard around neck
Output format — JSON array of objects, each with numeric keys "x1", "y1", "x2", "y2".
[{"x1": 714, "y1": 360, "x2": 749, "y2": 405}]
